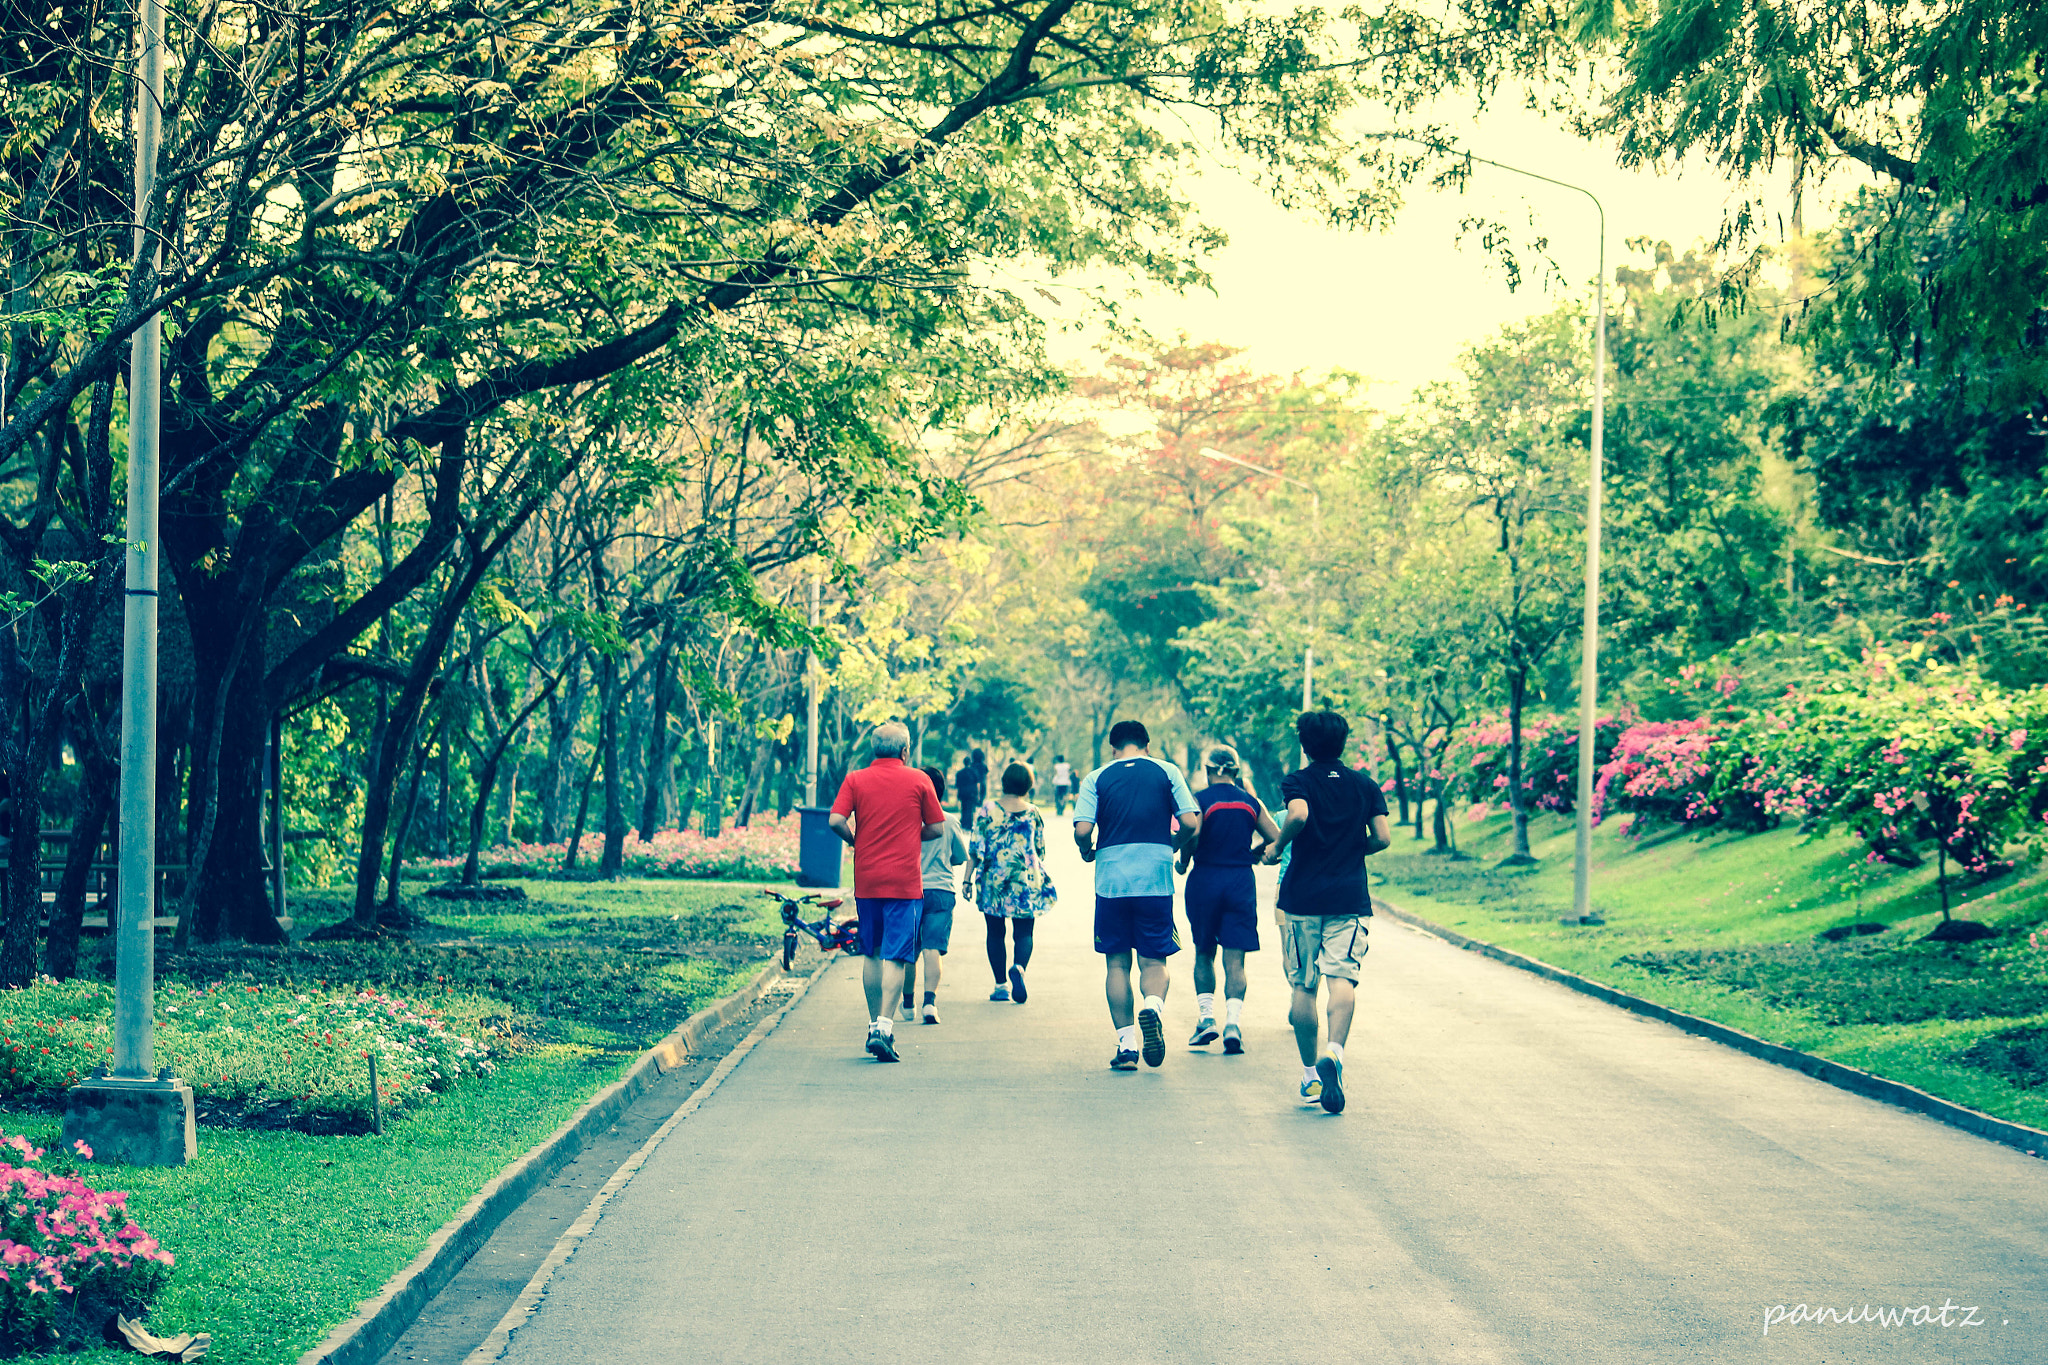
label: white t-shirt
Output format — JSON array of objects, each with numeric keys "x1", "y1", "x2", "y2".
[{"x1": 1052, "y1": 761, "x2": 1073, "y2": 787}]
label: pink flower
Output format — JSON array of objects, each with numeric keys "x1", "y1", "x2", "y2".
[{"x1": 70, "y1": 1140, "x2": 91, "y2": 1161}]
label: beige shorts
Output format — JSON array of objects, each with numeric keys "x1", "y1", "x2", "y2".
[{"x1": 1280, "y1": 913, "x2": 1368, "y2": 990}]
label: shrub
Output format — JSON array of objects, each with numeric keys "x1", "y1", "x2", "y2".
[
  {"x1": 0, "y1": 980, "x2": 501, "y2": 1128},
  {"x1": 418, "y1": 818, "x2": 800, "y2": 882},
  {"x1": 1445, "y1": 713, "x2": 1629, "y2": 817},
  {"x1": 0, "y1": 1132, "x2": 173, "y2": 1355}
]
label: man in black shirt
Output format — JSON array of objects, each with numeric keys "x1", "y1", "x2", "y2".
[{"x1": 1264, "y1": 710, "x2": 1391, "y2": 1114}]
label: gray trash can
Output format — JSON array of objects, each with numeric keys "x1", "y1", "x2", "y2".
[{"x1": 796, "y1": 807, "x2": 842, "y2": 888}]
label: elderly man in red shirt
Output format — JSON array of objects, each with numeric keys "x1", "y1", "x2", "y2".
[{"x1": 829, "y1": 721, "x2": 946, "y2": 1062}]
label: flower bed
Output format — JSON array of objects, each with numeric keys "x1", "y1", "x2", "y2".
[
  {"x1": 0, "y1": 1131, "x2": 173, "y2": 1354},
  {"x1": 419, "y1": 818, "x2": 800, "y2": 882},
  {"x1": 0, "y1": 979, "x2": 502, "y2": 1131}
]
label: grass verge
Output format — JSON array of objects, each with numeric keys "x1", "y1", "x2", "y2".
[{"x1": 1376, "y1": 809, "x2": 2048, "y2": 1133}]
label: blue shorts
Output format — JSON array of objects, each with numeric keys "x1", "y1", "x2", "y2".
[
  {"x1": 1184, "y1": 864, "x2": 1259, "y2": 953},
  {"x1": 1094, "y1": 894, "x2": 1180, "y2": 959},
  {"x1": 856, "y1": 897, "x2": 923, "y2": 964},
  {"x1": 918, "y1": 889, "x2": 956, "y2": 953}
]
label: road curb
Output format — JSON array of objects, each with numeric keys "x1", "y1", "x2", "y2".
[
  {"x1": 460, "y1": 954, "x2": 834, "y2": 1364},
  {"x1": 296, "y1": 955, "x2": 797, "y2": 1365},
  {"x1": 1373, "y1": 896, "x2": 2048, "y2": 1161}
]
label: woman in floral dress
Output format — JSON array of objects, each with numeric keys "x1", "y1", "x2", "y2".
[{"x1": 966, "y1": 762, "x2": 1056, "y2": 1002}]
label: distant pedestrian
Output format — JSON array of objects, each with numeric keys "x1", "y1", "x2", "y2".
[
  {"x1": 828, "y1": 722, "x2": 946, "y2": 1062},
  {"x1": 1051, "y1": 755, "x2": 1074, "y2": 816},
  {"x1": 1074, "y1": 720, "x2": 1200, "y2": 1070},
  {"x1": 901, "y1": 767, "x2": 968, "y2": 1024},
  {"x1": 966, "y1": 762, "x2": 1055, "y2": 1002},
  {"x1": 1177, "y1": 745, "x2": 1280, "y2": 1054},
  {"x1": 955, "y1": 750, "x2": 987, "y2": 823},
  {"x1": 1264, "y1": 711, "x2": 1391, "y2": 1113}
]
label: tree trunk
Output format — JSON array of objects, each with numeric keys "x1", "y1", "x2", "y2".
[
  {"x1": 563, "y1": 750, "x2": 599, "y2": 873},
  {"x1": 383, "y1": 712, "x2": 440, "y2": 912},
  {"x1": 1503, "y1": 667, "x2": 1535, "y2": 864},
  {"x1": 44, "y1": 745, "x2": 115, "y2": 979},
  {"x1": 1384, "y1": 721, "x2": 1409, "y2": 826},
  {"x1": 637, "y1": 636, "x2": 675, "y2": 841},
  {"x1": 598, "y1": 650, "x2": 626, "y2": 878},
  {"x1": 538, "y1": 656, "x2": 584, "y2": 844}
]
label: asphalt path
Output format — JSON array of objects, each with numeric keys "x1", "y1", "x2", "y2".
[{"x1": 492, "y1": 828, "x2": 2046, "y2": 1364}]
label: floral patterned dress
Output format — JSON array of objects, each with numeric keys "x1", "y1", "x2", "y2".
[{"x1": 972, "y1": 800, "x2": 1057, "y2": 919}]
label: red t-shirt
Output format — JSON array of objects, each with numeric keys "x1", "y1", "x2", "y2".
[{"x1": 831, "y1": 757, "x2": 943, "y2": 899}]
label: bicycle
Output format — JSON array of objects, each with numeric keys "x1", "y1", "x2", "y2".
[{"x1": 760, "y1": 888, "x2": 860, "y2": 970}]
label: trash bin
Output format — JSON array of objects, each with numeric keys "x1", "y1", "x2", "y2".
[{"x1": 796, "y1": 807, "x2": 842, "y2": 888}]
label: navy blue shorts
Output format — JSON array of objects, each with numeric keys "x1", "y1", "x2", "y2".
[
  {"x1": 1094, "y1": 894, "x2": 1180, "y2": 959},
  {"x1": 856, "y1": 897, "x2": 923, "y2": 964},
  {"x1": 1184, "y1": 864, "x2": 1259, "y2": 953}
]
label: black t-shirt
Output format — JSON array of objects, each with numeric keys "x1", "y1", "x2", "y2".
[
  {"x1": 955, "y1": 765, "x2": 985, "y2": 808},
  {"x1": 1276, "y1": 762, "x2": 1389, "y2": 916}
]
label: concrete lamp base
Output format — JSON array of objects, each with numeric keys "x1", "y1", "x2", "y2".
[{"x1": 62, "y1": 1076, "x2": 196, "y2": 1167}]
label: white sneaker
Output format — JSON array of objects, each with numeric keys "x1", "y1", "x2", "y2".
[{"x1": 921, "y1": 1001, "x2": 940, "y2": 1024}]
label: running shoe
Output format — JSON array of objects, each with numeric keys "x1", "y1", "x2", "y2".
[
  {"x1": 988, "y1": 985, "x2": 1011, "y2": 1002},
  {"x1": 1110, "y1": 1049, "x2": 1141, "y2": 1071},
  {"x1": 1009, "y1": 965, "x2": 1028, "y2": 1004},
  {"x1": 1138, "y1": 1006, "x2": 1166, "y2": 1067},
  {"x1": 1222, "y1": 1023, "x2": 1244, "y2": 1054},
  {"x1": 921, "y1": 1001, "x2": 940, "y2": 1025},
  {"x1": 901, "y1": 996, "x2": 916, "y2": 1018},
  {"x1": 1188, "y1": 1017, "x2": 1219, "y2": 1047},
  {"x1": 1299, "y1": 1076, "x2": 1323, "y2": 1104},
  {"x1": 1315, "y1": 1055, "x2": 1345, "y2": 1114},
  {"x1": 866, "y1": 1027, "x2": 900, "y2": 1063}
]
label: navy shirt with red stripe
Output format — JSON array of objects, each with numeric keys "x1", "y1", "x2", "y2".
[{"x1": 1191, "y1": 782, "x2": 1265, "y2": 867}]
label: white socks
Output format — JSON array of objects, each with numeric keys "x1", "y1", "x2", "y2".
[
  {"x1": 1303, "y1": 1064, "x2": 1319, "y2": 1084},
  {"x1": 873, "y1": 1015, "x2": 894, "y2": 1034},
  {"x1": 1224, "y1": 998, "x2": 1243, "y2": 1025},
  {"x1": 1142, "y1": 994, "x2": 1164, "y2": 1014},
  {"x1": 1196, "y1": 992, "x2": 1216, "y2": 1019},
  {"x1": 1328, "y1": 1042, "x2": 1345, "y2": 1062},
  {"x1": 1117, "y1": 1026, "x2": 1139, "y2": 1050}
]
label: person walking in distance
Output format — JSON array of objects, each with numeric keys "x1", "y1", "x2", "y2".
[
  {"x1": 1264, "y1": 711, "x2": 1391, "y2": 1112},
  {"x1": 965, "y1": 763, "x2": 1056, "y2": 1002},
  {"x1": 1177, "y1": 746, "x2": 1281, "y2": 1054},
  {"x1": 1073, "y1": 720, "x2": 1200, "y2": 1070},
  {"x1": 902, "y1": 766, "x2": 968, "y2": 1024},
  {"x1": 1051, "y1": 755, "x2": 1074, "y2": 817},
  {"x1": 828, "y1": 723, "x2": 946, "y2": 1062},
  {"x1": 954, "y1": 749, "x2": 987, "y2": 824}
]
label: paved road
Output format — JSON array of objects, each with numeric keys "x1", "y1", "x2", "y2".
[{"x1": 494, "y1": 833, "x2": 2045, "y2": 1364}]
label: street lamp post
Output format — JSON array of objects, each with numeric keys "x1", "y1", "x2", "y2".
[
  {"x1": 63, "y1": 0, "x2": 196, "y2": 1166},
  {"x1": 1363, "y1": 134, "x2": 1608, "y2": 925},
  {"x1": 1200, "y1": 446, "x2": 1321, "y2": 716}
]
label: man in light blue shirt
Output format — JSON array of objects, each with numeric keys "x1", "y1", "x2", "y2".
[{"x1": 1073, "y1": 719, "x2": 1200, "y2": 1070}]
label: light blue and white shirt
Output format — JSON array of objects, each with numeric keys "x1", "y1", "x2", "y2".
[{"x1": 1074, "y1": 755, "x2": 1199, "y2": 898}]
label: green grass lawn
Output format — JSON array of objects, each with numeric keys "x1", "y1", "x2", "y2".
[
  {"x1": 1375, "y1": 809, "x2": 2048, "y2": 1133},
  {"x1": 4, "y1": 1046, "x2": 637, "y2": 1365},
  {"x1": 21, "y1": 880, "x2": 779, "y2": 1362}
]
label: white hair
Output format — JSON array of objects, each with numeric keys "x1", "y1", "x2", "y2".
[{"x1": 870, "y1": 722, "x2": 911, "y2": 758}]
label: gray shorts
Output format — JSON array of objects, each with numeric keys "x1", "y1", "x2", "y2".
[
  {"x1": 1280, "y1": 912, "x2": 1368, "y2": 990},
  {"x1": 919, "y1": 889, "x2": 956, "y2": 953}
]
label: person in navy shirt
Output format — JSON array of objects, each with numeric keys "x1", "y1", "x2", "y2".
[
  {"x1": 1176, "y1": 746, "x2": 1281, "y2": 1055},
  {"x1": 1072, "y1": 719, "x2": 1200, "y2": 1070}
]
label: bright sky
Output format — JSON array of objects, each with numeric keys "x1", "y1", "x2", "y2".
[{"x1": 1028, "y1": 99, "x2": 1830, "y2": 411}]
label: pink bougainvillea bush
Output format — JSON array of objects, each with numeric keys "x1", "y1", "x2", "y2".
[
  {"x1": 0, "y1": 1132, "x2": 173, "y2": 1353},
  {"x1": 1444, "y1": 713, "x2": 1630, "y2": 819},
  {"x1": 423, "y1": 817, "x2": 799, "y2": 882}
]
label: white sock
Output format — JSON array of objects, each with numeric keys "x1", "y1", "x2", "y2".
[
  {"x1": 1328, "y1": 1042, "x2": 1345, "y2": 1062},
  {"x1": 1225, "y1": 998, "x2": 1244, "y2": 1025},
  {"x1": 1303, "y1": 1064, "x2": 1320, "y2": 1084},
  {"x1": 874, "y1": 1015, "x2": 894, "y2": 1034},
  {"x1": 1117, "y1": 1026, "x2": 1139, "y2": 1050},
  {"x1": 1196, "y1": 992, "x2": 1216, "y2": 1019},
  {"x1": 1142, "y1": 994, "x2": 1165, "y2": 1015}
]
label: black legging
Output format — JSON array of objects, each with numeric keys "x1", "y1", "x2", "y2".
[{"x1": 985, "y1": 914, "x2": 1035, "y2": 980}]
